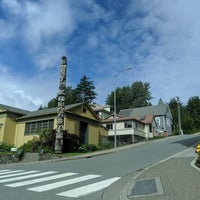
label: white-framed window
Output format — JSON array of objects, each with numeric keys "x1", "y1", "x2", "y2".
[
  {"x1": 25, "y1": 119, "x2": 54, "y2": 135},
  {"x1": 155, "y1": 117, "x2": 161, "y2": 125},
  {"x1": 106, "y1": 123, "x2": 113, "y2": 130},
  {"x1": 124, "y1": 121, "x2": 132, "y2": 128}
]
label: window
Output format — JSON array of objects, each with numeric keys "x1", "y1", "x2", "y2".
[
  {"x1": 30, "y1": 122, "x2": 36, "y2": 134},
  {"x1": 25, "y1": 119, "x2": 54, "y2": 135},
  {"x1": 106, "y1": 123, "x2": 113, "y2": 130},
  {"x1": 124, "y1": 121, "x2": 132, "y2": 128},
  {"x1": 155, "y1": 117, "x2": 161, "y2": 125}
]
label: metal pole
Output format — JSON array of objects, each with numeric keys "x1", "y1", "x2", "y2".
[
  {"x1": 114, "y1": 83, "x2": 117, "y2": 148},
  {"x1": 176, "y1": 97, "x2": 183, "y2": 135},
  {"x1": 113, "y1": 67, "x2": 132, "y2": 148}
]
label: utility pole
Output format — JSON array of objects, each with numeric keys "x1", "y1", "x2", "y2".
[
  {"x1": 114, "y1": 67, "x2": 132, "y2": 148},
  {"x1": 176, "y1": 96, "x2": 183, "y2": 135},
  {"x1": 54, "y1": 56, "x2": 67, "y2": 153}
]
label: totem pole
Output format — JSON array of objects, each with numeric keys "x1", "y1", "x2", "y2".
[{"x1": 54, "y1": 56, "x2": 67, "y2": 153}]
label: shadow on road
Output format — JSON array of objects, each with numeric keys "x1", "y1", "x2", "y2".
[{"x1": 172, "y1": 134, "x2": 200, "y2": 148}]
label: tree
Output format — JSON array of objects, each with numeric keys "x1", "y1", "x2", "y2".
[
  {"x1": 130, "y1": 81, "x2": 153, "y2": 108},
  {"x1": 76, "y1": 75, "x2": 97, "y2": 104},
  {"x1": 187, "y1": 96, "x2": 200, "y2": 131},
  {"x1": 169, "y1": 97, "x2": 185, "y2": 135},
  {"x1": 168, "y1": 96, "x2": 200, "y2": 134},
  {"x1": 106, "y1": 81, "x2": 153, "y2": 113},
  {"x1": 47, "y1": 86, "x2": 77, "y2": 108},
  {"x1": 48, "y1": 97, "x2": 58, "y2": 108},
  {"x1": 106, "y1": 86, "x2": 132, "y2": 113}
]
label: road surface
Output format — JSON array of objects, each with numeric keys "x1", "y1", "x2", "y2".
[{"x1": 0, "y1": 134, "x2": 199, "y2": 200}]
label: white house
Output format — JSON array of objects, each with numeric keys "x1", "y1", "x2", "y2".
[{"x1": 102, "y1": 114, "x2": 156, "y2": 144}]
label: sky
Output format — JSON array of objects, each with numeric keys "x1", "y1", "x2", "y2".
[{"x1": 0, "y1": 0, "x2": 200, "y2": 111}]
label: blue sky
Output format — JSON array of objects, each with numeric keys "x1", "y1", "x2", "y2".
[{"x1": 0, "y1": 0, "x2": 200, "y2": 110}]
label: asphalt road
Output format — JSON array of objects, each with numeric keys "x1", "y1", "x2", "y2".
[{"x1": 0, "y1": 134, "x2": 199, "y2": 200}]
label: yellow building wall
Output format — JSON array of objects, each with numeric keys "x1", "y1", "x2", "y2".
[
  {"x1": 88, "y1": 125, "x2": 99, "y2": 145},
  {"x1": 64, "y1": 118, "x2": 79, "y2": 134},
  {"x1": 0, "y1": 116, "x2": 6, "y2": 144},
  {"x1": 15, "y1": 122, "x2": 39, "y2": 148},
  {"x1": 2, "y1": 117, "x2": 17, "y2": 145},
  {"x1": 88, "y1": 125, "x2": 108, "y2": 145},
  {"x1": 71, "y1": 106, "x2": 98, "y2": 121}
]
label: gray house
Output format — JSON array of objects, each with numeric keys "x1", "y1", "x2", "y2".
[{"x1": 119, "y1": 99, "x2": 173, "y2": 136}]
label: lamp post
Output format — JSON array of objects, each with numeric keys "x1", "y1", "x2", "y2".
[
  {"x1": 114, "y1": 67, "x2": 132, "y2": 148},
  {"x1": 176, "y1": 97, "x2": 183, "y2": 135}
]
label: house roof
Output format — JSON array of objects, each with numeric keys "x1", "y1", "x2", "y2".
[
  {"x1": 134, "y1": 114, "x2": 154, "y2": 124},
  {"x1": 18, "y1": 103, "x2": 84, "y2": 119},
  {"x1": 102, "y1": 113, "x2": 147, "y2": 124},
  {"x1": 119, "y1": 99, "x2": 172, "y2": 119},
  {"x1": 0, "y1": 103, "x2": 30, "y2": 115},
  {"x1": 90, "y1": 103, "x2": 111, "y2": 112}
]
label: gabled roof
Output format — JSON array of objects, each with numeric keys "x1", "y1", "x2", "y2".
[
  {"x1": 18, "y1": 103, "x2": 84, "y2": 119},
  {"x1": 134, "y1": 114, "x2": 155, "y2": 124},
  {"x1": 0, "y1": 103, "x2": 30, "y2": 115},
  {"x1": 102, "y1": 113, "x2": 148, "y2": 124},
  {"x1": 91, "y1": 103, "x2": 111, "y2": 113},
  {"x1": 119, "y1": 99, "x2": 172, "y2": 119}
]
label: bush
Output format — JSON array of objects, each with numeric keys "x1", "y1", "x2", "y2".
[
  {"x1": 20, "y1": 137, "x2": 40, "y2": 153},
  {"x1": 78, "y1": 144, "x2": 97, "y2": 152},
  {"x1": 0, "y1": 143, "x2": 14, "y2": 152},
  {"x1": 19, "y1": 129, "x2": 80, "y2": 154}
]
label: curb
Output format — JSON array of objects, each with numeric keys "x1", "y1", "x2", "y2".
[{"x1": 191, "y1": 155, "x2": 200, "y2": 172}]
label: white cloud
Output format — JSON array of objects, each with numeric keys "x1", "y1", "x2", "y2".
[
  {"x1": 34, "y1": 46, "x2": 66, "y2": 70},
  {"x1": 23, "y1": 0, "x2": 75, "y2": 50},
  {"x1": 0, "y1": 62, "x2": 59, "y2": 110}
]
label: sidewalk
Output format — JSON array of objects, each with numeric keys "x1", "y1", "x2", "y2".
[{"x1": 103, "y1": 147, "x2": 200, "y2": 200}]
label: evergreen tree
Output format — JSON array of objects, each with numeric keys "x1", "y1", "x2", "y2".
[
  {"x1": 168, "y1": 96, "x2": 200, "y2": 134},
  {"x1": 187, "y1": 96, "x2": 200, "y2": 131},
  {"x1": 130, "y1": 81, "x2": 153, "y2": 108},
  {"x1": 106, "y1": 81, "x2": 153, "y2": 113},
  {"x1": 47, "y1": 86, "x2": 77, "y2": 108},
  {"x1": 76, "y1": 75, "x2": 97, "y2": 104}
]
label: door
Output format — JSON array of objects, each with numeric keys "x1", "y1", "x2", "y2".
[{"x1": 79, "y1": 121, "x2": 88, "y2": 144}]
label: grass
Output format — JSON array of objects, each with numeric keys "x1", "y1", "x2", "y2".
[
  {"x1": 61, "y1": 152, "x2": 86, "y2": 157},
  {"x1": 0, "y1": 151, "x2": 14, "y2": 155}
]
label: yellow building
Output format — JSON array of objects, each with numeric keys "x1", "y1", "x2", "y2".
[{"x1": 0, "y1": 103, "x2": 108, "y2": 148}]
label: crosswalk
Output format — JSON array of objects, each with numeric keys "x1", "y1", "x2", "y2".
[{"x1": 0, "y1": 169, "x2": 120, "y2": 198}]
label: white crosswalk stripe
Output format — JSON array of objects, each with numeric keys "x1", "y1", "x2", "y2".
[
  {"x1": 0, "y1": 169, "x2": 121, "y2": 198},
  {"x1": 5, "y1": 172, "x2": 77, "y2": 187},
  {"x1": 0, "y1": 170, "x2": 39, "y2": 180},
  {"x1": 28, "y1": 174, "x2": 101, "y2": 192},
  {"x1": 0, "y1": 171, "x2": 55, "y2": 183},
  {"x1": 57, "y1": 177, "x2": 121, "y2": 198},
  {"x1": 0, "y1": 169, "x2": 10, "y2": 172},
  {"x1": 0, "y1": 170, "x2": 24, "y2": 175}
]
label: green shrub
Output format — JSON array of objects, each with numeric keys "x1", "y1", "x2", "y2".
[
  {"x1": 19, "y1": 129, "x2": 80, "y2": 154},
  {"x1": 0, "y1": 143, "x2": 15, "y2": 152},
  {"x1": 20, "y1": 137, "x2": 41, "y2": 153},
  {"x1": 78, "y1": 145, "x2": 87, "y2": 153},
  {"x1": 78, "y1": 144, "x2": 97, "y2": 152}
]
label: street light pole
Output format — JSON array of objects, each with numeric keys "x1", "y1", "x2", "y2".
[
  {"x1": 114, "y1": 67, "x2": 132, "y2": 148},
  {"x1": 176, "y1": 96, "x2": 183, "y2": 135}
]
